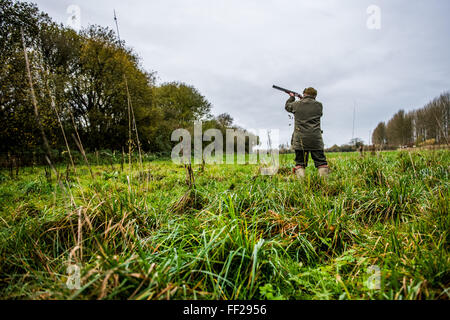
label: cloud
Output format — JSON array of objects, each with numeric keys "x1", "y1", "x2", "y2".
[{"x1": 33, "y1": 0, "x2": 450, "y2": 147}]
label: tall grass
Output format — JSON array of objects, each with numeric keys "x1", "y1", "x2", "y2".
[{"x1": 0, "y1": 150, "x2": 448, "y2": 300}]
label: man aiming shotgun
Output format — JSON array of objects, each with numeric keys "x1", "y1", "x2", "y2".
[{"x1": 273, "y1": 85, "x2": 330, "y2": 178}]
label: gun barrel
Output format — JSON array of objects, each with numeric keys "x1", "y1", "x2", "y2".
[{"x1": 272, "y1": 85, "x2": 302, "y2": 97}]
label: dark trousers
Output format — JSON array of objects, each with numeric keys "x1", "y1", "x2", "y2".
[{"x1": 295, "y1": 150, "x2": 328, "y2": 168}]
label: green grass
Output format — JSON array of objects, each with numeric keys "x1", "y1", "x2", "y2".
[{"x1": 0, "y1": 150, "x2": 448, "y2": 300}]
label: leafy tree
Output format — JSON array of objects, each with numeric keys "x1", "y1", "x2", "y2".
[
  {"x1": 372, "y1": 122, "x2": 387, "y2": 147},
  {"x1": 0, "y1": 0, "x2": 251, "y2": 162},
  {"x1": 0, "y1": 0, "x2": 54, "y2": 155},
  {"x1": 151, "y1": 82, "x2": 212, "y2": 153},
  {"x1": 216, "y1": 113, "x2": 234, "y2": 127},
  {"x1": 386, "y1": 110, "x2": 413, "y2": 147},
  {"x1": 373, "y1": 92, "x2": 448, "y2": 149},
  {"x1": 66, "y1": 25, "x2": 159, "y2": 151},
  {"x1": 414, "y1": 93, "x2": 449, "y2": 145},
  {"x1": 153, "y1": 82, "x2": 212, "y2": 124}
]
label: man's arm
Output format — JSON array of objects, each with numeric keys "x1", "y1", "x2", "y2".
[{"x1": 285, "y1": 95, "x2": 296, "y2": 114}]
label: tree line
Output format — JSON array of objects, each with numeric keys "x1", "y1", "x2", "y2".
[
  {"x1": 372, "y1": 92, "x2": 449, "y2": 149},
  {"x1": 0, "y1": 0, "x2": 253, "y2": 166}
]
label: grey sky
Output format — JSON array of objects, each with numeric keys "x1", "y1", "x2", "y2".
[{"x1": 31, "y1": 0, "x2": 450, "y2": 147}]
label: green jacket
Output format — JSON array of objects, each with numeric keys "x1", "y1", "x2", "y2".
[{"x1": 285, "y1": 96, "x2": 325, "y2": 150}]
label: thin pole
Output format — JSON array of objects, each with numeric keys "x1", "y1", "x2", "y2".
[
  {"x1": 113, "y1": 10, "x2": 121, "y2": 42},
  {"x1": 114, "y1": 10, "x2": 132, "y2": 172},
  {"x1": 114, "y1": 10, "x2": 144, "y2": 173}
]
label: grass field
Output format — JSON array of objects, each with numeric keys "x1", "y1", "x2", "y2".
[{"x1": 0, "y1": 150, "x2": 448, "y2": 300}]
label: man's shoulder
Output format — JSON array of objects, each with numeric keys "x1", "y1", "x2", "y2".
[{"x1": 300, "y1": 98, "x2": 322, "y2": 105}]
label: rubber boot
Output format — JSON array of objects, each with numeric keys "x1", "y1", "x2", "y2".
[
  {"x1": 318, "y1": 166, "x2": 330, "y2": 178},
  {"x1": 293, "y1": 166, "x2": 305, "y2": 179}
]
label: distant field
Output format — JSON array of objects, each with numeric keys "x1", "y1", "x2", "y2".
[{"x1": 0, "y1": 151, "x2": 448, "y2": 300}]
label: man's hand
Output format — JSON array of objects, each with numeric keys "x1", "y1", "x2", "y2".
[{"x1": 289, "y1": 92, "x2": 295, "y2": 97}]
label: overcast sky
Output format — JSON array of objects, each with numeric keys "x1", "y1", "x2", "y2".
[{"x1": 31, "y1": 0, "x2": 450, "y2": 147}]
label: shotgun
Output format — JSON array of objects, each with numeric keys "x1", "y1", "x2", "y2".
[{"x1": 272, "y1": 85, "x2": 303, "y2": 98}]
